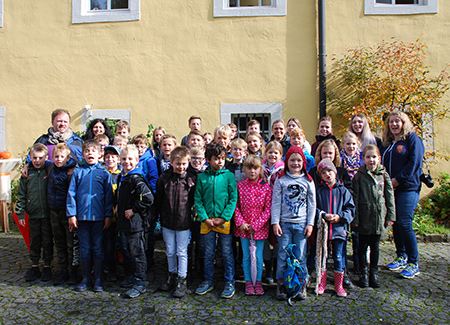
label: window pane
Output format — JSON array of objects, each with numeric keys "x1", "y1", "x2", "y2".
[
  {"x1": 395, "y1": 0, "x2": 417, "y2": 4},
  {"x1": 91, "y1": 0, "x2": 107, "y2": 10},
  {"x1": 240, "y1": 0, "x2": 259, "y2": 6},
  {"x1": 112, "y1": 0, "x2": 128, "y2": 9},
  {"x1": 376, "y1": 0, "x2": 392, "y2": 3},
  {"x1": 262, "y1": 0, "x2": 272, "y2": 5}
]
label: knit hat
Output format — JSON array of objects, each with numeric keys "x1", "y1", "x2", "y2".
[
  {"x1": 317, "y1": 158, "x2": 337, "y2": 175},
  {"x1": 280, "y1": 146, "x2": 313, "y2": 181},
  {"x1": 104, "y1": 145, "x2": 120, "y2": 156}
]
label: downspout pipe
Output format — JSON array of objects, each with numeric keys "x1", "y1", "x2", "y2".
[{"x1": 318, "y1": 0, "x2": 327, "y2": 118}]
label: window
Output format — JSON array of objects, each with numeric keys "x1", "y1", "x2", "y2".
[
  {"x1": 81, "y1": 107, "x2": 130, "y2": 132},
  {"x1": 72, "y1": 0, "x2": 140, "y2": 24},
  {"x1": 0, "y1": 0, "x2": 3, "y2": 28},
  {"x1": 214, "y1": 0, "x2": 286, "y2": 17},
  {"x1": 220, "y1": 102, "x2": 282, "y2": 138},
  {"x1": 365, "y1": 0, "x2": 437, "y2": 15}
]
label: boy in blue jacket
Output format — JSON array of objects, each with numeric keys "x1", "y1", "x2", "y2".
[{"x1": 67, "y1": 139, "x2": 114, "y2": 292}]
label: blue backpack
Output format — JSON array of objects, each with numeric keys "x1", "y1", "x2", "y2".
[{"x1": 284, "y1": 244, "x2": 308, "y2": 304}]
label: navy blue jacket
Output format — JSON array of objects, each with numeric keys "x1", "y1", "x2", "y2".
[
  {"x1": 66, "y1": 162, "x2": 113, "y2": 221},
  {"x1": 47, "y1": 158, "x2": 77, "y2": 211},
  {"x1": 315, "y1": 180, "x2": 355, "y2": 241},
  {"x1": 381, "y1": 132, "x2": 424, "y2": 193},
  {"x1": 138, "y1": 148, "x2": 158, "y2": 193}
]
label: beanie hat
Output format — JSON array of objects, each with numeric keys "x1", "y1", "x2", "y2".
[{"x1": 317, "y1": 158, "x2": 337, "y2": 175}]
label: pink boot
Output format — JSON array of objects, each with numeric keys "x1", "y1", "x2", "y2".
[
  {"x1": 334, "y1": 271, "x2": 347, "y2": 297},
  {"x1": 316, "y1": 270, "x2": 327, "y2": 295}
]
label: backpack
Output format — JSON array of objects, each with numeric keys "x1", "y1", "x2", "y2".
[{"x1": 284, "y1": 243, "x2": 308, "y2": 305}]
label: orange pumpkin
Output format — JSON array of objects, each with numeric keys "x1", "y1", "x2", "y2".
[{"x1": 0, "y1": 151, "x2": 12, "y2": 159}]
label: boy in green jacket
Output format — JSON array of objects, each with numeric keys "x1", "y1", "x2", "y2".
[
  {"x1": 194, "y1": 142, "x2": 238, "y2": 299},
  {"x1": 17, "y1": 143, "x2": 53, "y2": 282}
]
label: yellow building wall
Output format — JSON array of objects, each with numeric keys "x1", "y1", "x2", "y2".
[
  {"x1": 0, "y1": 1, "x2": 318, "y2": 157},
  {"x1": 325, "y1": 0, "x2": 450, "y2": 184}
]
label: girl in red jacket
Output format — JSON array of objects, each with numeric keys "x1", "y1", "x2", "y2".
[{"x1": 234, "y1": 155, "x2": 272, "y2": 296}]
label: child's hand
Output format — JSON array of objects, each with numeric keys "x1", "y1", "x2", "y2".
[
  {"x1": 68, "y1": 217, "x2": 78, "y2": 232},
  {"x1": 22, "y1": 164, "x2": 29, "y2": 178},
  {"x1": 205, "y1": 218, "x2": 215, "y2": 228},
  {"x1": 325, "y1": 214, "x2": 340, "y2": 224},
  {"x1": 124, "y1": 209, "x2": 134, "y2": 219},
  {"x1": 304, "y1": 225, "x2": 313, "y2": 238},
  {"x1": 391, "y1": 178, "x2": 399, "y2": 188},
  {"x1": 18, "y1": 219, "x2": 26, "y2": 227},
  {"x1": 273, "y1": 224, "x2": 282, "y2": 237},
  {"x1": 103, "y1": 217, "x2": 112, "y2": 230},
  {"x1": 239, "y1": 224, "x2": 250, "y2": 232},
  {"x1": 248, "y1": 226, "x2": 255, "y2": 234},
  {"x1": 385, "y1": 221, "x2": 394, "y2": 227},
  {"x1": 213, "y1": 218, "x2": 225, "y2": 227}
]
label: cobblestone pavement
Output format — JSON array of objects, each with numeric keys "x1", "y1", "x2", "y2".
[{"x1": 0, "y1": 232, "x2": 449, "y2": 324}]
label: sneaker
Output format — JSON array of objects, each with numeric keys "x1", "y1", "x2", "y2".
[
  {"x1": 265, "y1": 277, "x2": 274, "y2": 285},
  {"x1": 42, "y1": 267, "x2": 53, "y2": 282},
  {"x1": 195, "y1": 281, "x2": 214, "y2": 295},
  {"x1": 53, "y1": 271, "x2": 69, "y2": 285},
  {"x1": 221, "y1": 283, "x2": 235, "y2": 299},
  {"x1": 25, "y1": 267, "x2": 41, "y2": 282},
  {"x1": 387, "y1": 257, "x2": 407, "y2": 271},
  {"x1": 296, "y1": 286, "x2": 307, "y2": 300},
  {"x1": 254, "y1": 281, "x2": 264, "y2": 296},
  {"x1": 120, "y1": 275, "x2": 134, "y2": 288},
  {"x1": 276, "y1": 281, "x2": 287, "y2": 300},
  {"x1": 245, "y1": 281, "x2": 255, "y2": 295},
  {"x1": 172, "y1": 277, "x2": 187, "y2": 298},
  {"x1": 123, "y1": 285, "x2": 147, "y2": 299},
  {"x1": 159, "y1": 273, "x2": 177, "y2": 292},
  {"x1": 400, "y1": 263, "x2": 420, "y2": 279}
]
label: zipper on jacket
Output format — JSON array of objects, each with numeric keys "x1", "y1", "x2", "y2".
[
  {"x1": 89, "y1": 166, "x2": 93, "y2": 221},
  {"x1": 212, "y1": 173, "x2": 216, "y2": 218},
  {"x1": 328, "y1": 183, "x2": 333, "y2": 240},
  {"x1": 38, "y1": 169, "x2": 44, "y2": 215}
]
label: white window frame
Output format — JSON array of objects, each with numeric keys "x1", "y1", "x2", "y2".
[
  {"x1": 0, "y1": 107, "x2": 5, "y2": 151},
  {"x1": 214, "y1": 0, "x2": 286, "y2": 17},
  {"x1": 81, "y1": 107, "x2": 130, "y2": 132},
  {"x1": 0, "y1": 0, "x2": 3, "y2": 28},
  {"x1": 365, "y1": 0, "x2": 437, "y2": 15},
  {"x1": 220, "y1": 103, "x2": 282, "y2": 137},
  {"x1": 72, "y1": 0, "x2": 140, "y2": 24}
]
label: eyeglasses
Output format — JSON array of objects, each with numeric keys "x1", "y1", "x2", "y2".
[{"x1": 191, "y1": 157, "x2": 205, "y2": 162}]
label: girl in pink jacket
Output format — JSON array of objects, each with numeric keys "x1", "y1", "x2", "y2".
[{"x1": 234, "y1": 155, "x2": 272, "y2": 296}]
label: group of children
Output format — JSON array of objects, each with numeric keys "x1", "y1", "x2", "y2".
[{"x1": 17, "y1": 114, "x2": 395, "y2": 301}]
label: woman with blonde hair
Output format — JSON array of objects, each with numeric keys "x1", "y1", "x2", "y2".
[{"x1": 348, "y1": 113, "x2": 382, "y2": 151}]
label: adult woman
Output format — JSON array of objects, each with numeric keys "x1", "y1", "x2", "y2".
[
  {"x1": 83, "y1": 118, "x2": 114, "y2": 143},
  {"x1": 381, "y1": 111, "x2": 424, "y2": 279},
  {"x1": 348, "y1": 114, "x2": 382, "y2": 151},
  {"x1": 287, "y1": 117, "x2": 312, "y2": 154},
  {"x1": 269, "y1": 119, "x2": 290, "y2": 157}
]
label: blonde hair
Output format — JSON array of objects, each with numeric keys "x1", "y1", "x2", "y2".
[
  {"x1": 190, "y1": 146, "x2": 205, "y2": 157},
  {"x1": 160, "y1": 134, "x2": 177, "y2": 146},
  {"x1": 363, "y1": 144, "x2": 381, "y2": 157},
  {"x1": 94, "y1": 134, "x2": 109, "y2": 143},
  {"x1": 113, "y1": 135, "x2": 128, "y2": 144},
  {"x1": 30, "y1": 143, "x2": 48, "y2": 155},
  {"x1": 289, "y1": 127, "x2": 306, "y2": 139},
  {"x1": 382, "y1": 110, "x2": 415, "y2": 146},
  {"x1": 349, "y1": 113, "x2": 376, "y2": 149},
  {"x1": 214, "y1": 124, "x2": 232, "y2": 139},
  {"x1": 287, "y1": 117, "x2": 302, "y2": 129},
  {"x1": 315, "y1": 139, "x2": 341, "y2": 167},
  {"x1": 170, "y1": 146, "x2": 190, "y2": 161},
  {"x1": 243, "y1": 155, "x2": 266, "y2": 181},
  {"x1": 264, "y1": 140, "x2": 283, "y2": 157},
  {"x1": 131, "y1": 134, "x2": 148, "y2": 146},
  {"x1": 318, "y1": 116, "x2": 333, "y2": 128},
  {"x1": 52, "y1": 143, "x2": 71, "y2": 157},
  {"x1": 120, "y1": 144, "x2": 139, "y2": 160},
  {"x1": 152, "y1": 126, "x2": 166, "y2": 148},
  {"x1": 246, "y1": 131, "x2": 266, "y2": 156},
  {"x1": 230, "y1": 138, "x2": 248, "y2": 150},
  {"x1": 341, "y1": 131, "x2": 361, "y2": 149},
  {"x1": 115, "y1": 120, "x2": 130, "y2": 133}
]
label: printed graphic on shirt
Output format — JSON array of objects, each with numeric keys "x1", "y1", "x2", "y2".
[{"x1": 284, "y1": 184, "x2": 307, "y2": 216}]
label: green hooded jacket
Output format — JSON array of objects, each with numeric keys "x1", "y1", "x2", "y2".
[
  {"x1": 352, "y1": 164, "x2": 396, "y2": 235},
  {"x1": 16, "y1": 166, "x2": 50, "y2": 220}
]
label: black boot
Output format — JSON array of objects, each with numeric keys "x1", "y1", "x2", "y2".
[
  {"x1": 173, "y1": 276, "x2": 187, "y2": 298},
  {"x1": 264, "y1": 259, "x2": 273, "y2": 284},
  {"x1": 369, "y1": 270, "x2": 380, "y2": 288},
  {"x1": 343, "y1": 271, "x2": 355, "y2": 289},
  {"x1": 159, "y1": 272, "x2": 177, "y2": 292},
  {"x1": 76, "y1": 259, "x2": 91, "y2": 292},
  {"x1": 120, "y1": 264, "x2": 134, "y2": 288},
  {"x1": 359, "y1": 268, "x2": 368, "y2": 288},
  {"x1": 93, "y1": 260, "x2": 104, "y2": 292}
]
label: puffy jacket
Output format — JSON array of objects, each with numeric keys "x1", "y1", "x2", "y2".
[
  {"x1": 225, "y1": 160, "x2": 247, "y2": 184},
  {"x1": 234, "y1": 178, "x2": 272, "y2": 240},
  {"x1": 138, "y1": 148, "x2": 158, "y2": 193},
  {"x1": 66, "y1": 162, "x2": 113, "y2": 221},
  {"x1": 117, "y1": 167, "x2": 154, "y2": 233},
  {"x1": 270, "y1": 134, "x2": 290, "y2": 157},
  {"x1": 310, "y1": 134, "x2": 341, "y2": 158},
  {"x1": 154, "y1": 167, "x2": 197, "y2": 231},
  {"x1": 47, "y1": 158, "x2": 77, "y2": 211},
  {"x1": 194, "y1": 167, "x2": 238, "y2": 222},
  {"x1": 352, "y1": 164, "x2": 396, "y2": 235},
  {"x1": 32, "y1": 130, "x2": 83, "y2": 162},
  {"x1": 316, "y1": 180, "x2": 355, "y2": 241},
  {"x1": 309, "y1": 166, "x2": 353, "y2": 195},
  {"x1": 381, "y1": 132, "x2": 424, "y2": 192},
  {"x1": 16, "y1": 165, "x2": 49, "y2": 220}
]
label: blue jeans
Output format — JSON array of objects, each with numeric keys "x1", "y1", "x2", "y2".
[
  {"x1": 393, "y1": 190, "x2": 420, "y2": 265},
  {"x1": 240, "y1": 238, "x2": 264, "y2": 282},
  {"x1": 276, "y1": 222, "x2": 308, "y2": 281},
  {"x1": 332, "y1": 239, "x2": 345, "y2": 272},
  {"x1": 162, "y1": 227, "x2": 191, "y2": 278},
  {"x1": 78, "y1": 221, "x2": 104, "y2": 261},
  {"x1": 202, "y1": 230, "x2": 235, "y2": 285}
]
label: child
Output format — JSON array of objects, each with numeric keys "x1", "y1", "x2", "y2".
[
  {"x1": 117, "y1": 145, "x2": 154, "y2": 298},
  {"x1": 155, "y1": 146, "x2": 197, "y2": 298},
  {"x1": 271, "y1": 146, "x2": 316, "y2": 300},
  {"x1": 225, "y1": 138, "x2": 248, "y2": 183},
  {"x1": 234, "y1": 155, "x2": 272, "y2": 296},
  {"x1": 187, "y1": 130, "x2": 204, "y2": 149},
  {"x1": 203, "y1": 132, "x2": 213, "y2": 147},
  {"x1": 115, "y1": 120, "x2": 131, "y2": 139},
  {"x1": 340, "y1": 132, "x2": 363, "y2": 180},
  {"x1": 353, "y1": 145, "x2": 395, "y2": 288},
  {"x1": 188, "y1": 146, "x2": 207, "y2": 173},
  {"x1": 94, "y1": 134, "x2": 110, "y2": 161},
  {"x1": 131, "y1": 134, "x2": 158, "y2": 192},
  {"x1": 194, "y1": 142, "x2": 238, "y2": 299},
  {"x1": 152, "y1": 126, "x2": 166, "y2": 160},
  {"x1": 270, "y1": 120, "x2": 290, "y2": 157},
  {"x1": 310, "y1": 116, "x2": 341, "y2": 158},
  {"x1": 287, "y1": 117, "x2": 312, "y2": 154},
  {"x1": 113, "y1": 135, "x2": 129, "y2": 150},
  {"x1": 67, "y1": 139, "x2": 114, "y2": 292},
  {"x1": 17, "y1": 144, "x2": 53, "y2": 282},
  {"x1": 213, "y1": 124, "x2": 232, "y2": 151},
  {"x1": 247, "y1": 119, "x2": 261, "y2": 134},
  {"x1": 289, "y1": 127, "x2": 315, "y2": 172},
  {"x1": 246, "y1": 131, "x2": 265, "y2": 157},
  {"x1": 315, "y1": 158, "x2": 355, "y2": 297},
  {"x1": 156, "y1": 134, "x2": 177, "y2": 175},
  {"x1": 47, "y1": 143, "x2": 78, "y2": 285},
  {"x1": 228, "y1": 123, "x2": 238, "y2": 140},
  {"x1": 181, "y1": 115, "x2": 202, "y2": 146}
]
